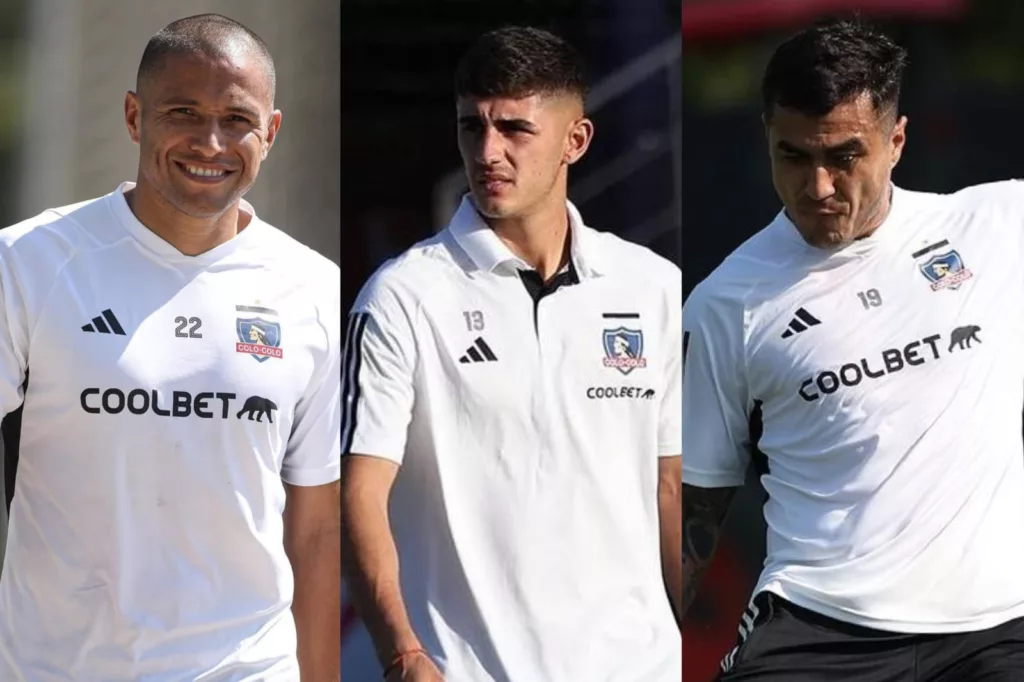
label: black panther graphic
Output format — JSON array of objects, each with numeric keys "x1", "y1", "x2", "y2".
[
  {"x1": 948, "y1": 325, "x2": 981, "y2": 352},
  {"x1": 237, "y1": 396, "x2": 278, "y2": 423}
]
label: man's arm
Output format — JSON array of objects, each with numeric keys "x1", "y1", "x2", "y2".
[
  {"x1": 284, "y1": 480, "x2": 341, "y2": 681},
  {"x1": 680, "y1": 483, "x2": 738, "y2": 619},
  {"x1": 340, "y1": 454, "x2": 426, "y2": 670},
  {"x1": 658, "y1": 455, "x2": 683, "y2": 627}
]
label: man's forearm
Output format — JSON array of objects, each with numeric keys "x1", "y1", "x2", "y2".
[
  {"x1": 290, "y1": 529, "x2": 342, "y2": 681},
  {"x1": 659, "y1": 487, "x2": 684, "y2": 628},
  {"x1": 680, "y1": 485, "x2": 737, "y2": 619},
  {"x1": 340, "y1": 489, "x2": 422, "y2": 667}
]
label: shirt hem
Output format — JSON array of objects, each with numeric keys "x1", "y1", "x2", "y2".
[{"x1": 758, "y1": 582, "x2": 1024, "y2": 634}]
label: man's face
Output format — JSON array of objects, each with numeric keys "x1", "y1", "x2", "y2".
[
  {"x1": 456, "y1": 92, "x2": 592, "y2": 220},
  {"x1": 124, "y1": 51, "x2": 282, "y2": 219},
  {"x1": 766, "y1": 93, "x2": 906, "y2": 248}
]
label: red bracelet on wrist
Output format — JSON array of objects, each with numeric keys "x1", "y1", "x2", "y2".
[{"x1": 382, "y1": 648, "x2": 428, "y2": 678}]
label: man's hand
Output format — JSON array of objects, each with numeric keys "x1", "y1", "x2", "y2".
[{"x1": 385, "y1": 651, "x2": 445, "y2": 681}]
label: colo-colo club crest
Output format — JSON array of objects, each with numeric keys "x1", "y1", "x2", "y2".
[
  {"x1": 602, "y1": 327, "x2": 646, "y2": 375},
  {"x1": 236, "y1": 305, "x2": 284, "y2": 362},
  {"x1": 919, "y1": 249, "x2": 973, "y2": 291}
]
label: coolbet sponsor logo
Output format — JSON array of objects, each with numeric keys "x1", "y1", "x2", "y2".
[
  {"x1": 586, "y1": 386, "x2": 656, "y2": 400},
  {"x1": 80, "y1": 388, "x2": 278, "y2": 421},
  {"x1": 798, "y1": 325, "x2": 981, "y2": 402}
]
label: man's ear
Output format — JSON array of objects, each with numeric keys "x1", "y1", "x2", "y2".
[{"x1": 565, "y1": 116, "x2": 594, "y2": 166}]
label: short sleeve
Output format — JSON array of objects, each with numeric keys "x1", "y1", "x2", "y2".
[
  {"x1": 281, "y1": 293, "x2": 342, "y2": 487},
  {"x1": 658, "y1": 298, "x2": 682, "y2": 458},
  {"x1": 681, "y1": 283, "x2": 751, "y2": 488},
  {"x1": 340, "y1": 280, "x2": 416, "y2": 465}
]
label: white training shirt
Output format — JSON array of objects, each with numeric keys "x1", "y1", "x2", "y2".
[
  {"x1": 0, "y1": 183, "x2": 341, "y2": 680},
  {"x1": 682, "y1": 182, "x2": 1024, "y2": 633},
  {"x1": 343, "y1": 196, "x2": 682, "y2": 682}
]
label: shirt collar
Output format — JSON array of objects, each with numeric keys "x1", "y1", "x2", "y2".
[{"x1": 447, "y1": 194, "x2": 606, "y2": 279}]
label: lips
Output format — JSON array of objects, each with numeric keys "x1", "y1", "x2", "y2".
[
  {"x1": 176, "y1": 161, "x2": 235, "y2": 180},
  {"x1": 476, "y1": 175, "x2": 513, "y2": 195}
]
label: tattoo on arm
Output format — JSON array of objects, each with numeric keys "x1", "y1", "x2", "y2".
[{"x1": 681, "y1": 484, "x2": 737, "y2": 618}]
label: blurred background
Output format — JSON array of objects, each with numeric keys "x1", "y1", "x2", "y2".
[
  {"x1": 681, "y1": 0, "x2": 1024, "y2": 679},
  {"x1": 0, "y1": 0, "x2": 339, "y2": 569},
  {"x1": 341, "y1": 0, "x2": 680, "y2": 675}
]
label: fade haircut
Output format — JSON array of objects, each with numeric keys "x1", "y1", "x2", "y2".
[
  {"x1": 454, "y1": 26, "x2": 588, "y2": 105},
  {"x1": 136, "y1": 14, "x2": 276, "y2": 105},
  {"x1": 762, "y1": 18, "x2": 908, "y2": 124}
]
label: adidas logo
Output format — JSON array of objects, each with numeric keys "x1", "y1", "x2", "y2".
[
  {"x1": 780, "y1": 307, "x2": 821, "y2": 339},
  {"x1": 82, "y1": 309, "x2": 126, "y2": 335},
  {"x1": 459, "y1": 337, "x2": 498, "y2": 364}
]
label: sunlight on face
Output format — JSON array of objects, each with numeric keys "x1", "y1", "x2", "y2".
[{"x1": 766, "y1": 93, "x2": 906, "y2": 248}]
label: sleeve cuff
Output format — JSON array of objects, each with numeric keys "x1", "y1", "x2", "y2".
[
  {"x1": 281, "y1": 462, "x2": 342, "y2": 487},
  {"x1": 681, "y1": 468, "x2": 745, "y2": 488}
]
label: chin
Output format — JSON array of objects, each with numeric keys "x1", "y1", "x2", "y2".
[
  {"x1": 471, "y1": 192, "x2": 516, "y2": 220},
  {"x1": 173, "y1": 197, "x2": 233, "y2": 219},
  {"x1": 169, "y1": 188, "x2": 237, "y2": 219}
]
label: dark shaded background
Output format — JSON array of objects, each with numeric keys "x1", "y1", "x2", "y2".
[{"x1": 341, "y1": 0, "x2": 682, "y2": 313}]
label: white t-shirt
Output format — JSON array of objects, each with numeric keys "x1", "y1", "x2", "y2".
[
  {"x1": 344, "y1": 196, "x2": 682, "y2": 682},
  {"x1": 0, "y1": 183, "x2": 341, "y2": 680},
  {"x1": 682, "y1": 182, "x2": 1024, "y2": 633}
]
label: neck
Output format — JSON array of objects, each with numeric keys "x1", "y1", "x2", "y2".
[
  {"x1": 856, "y1": 184, "x2": 894, "y2": 241},
  {"x1": 125, "y1": 180, "x2": 250, "y2": 257},
  {"x1": 487, "y1": 196, "x2": 571, "y2": 282}
]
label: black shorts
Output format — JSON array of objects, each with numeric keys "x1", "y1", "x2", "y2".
[{"x1": 716, "y1": 591, "x2": 1024, "y2": 682}]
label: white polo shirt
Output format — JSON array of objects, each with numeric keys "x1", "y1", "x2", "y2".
[
  {"x1": 0, "y1": 183, "x2": 341, "y2": 681},
  {"x1": 682, "y1": 182, "x2": 1024, "y2": 633},
  {"x1": 344, "y1": 196, "x2": 682, "y2": 682}
]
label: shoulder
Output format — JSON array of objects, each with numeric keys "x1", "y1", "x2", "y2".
[
  {"x1": 684, "y1": 216, "x2": 791, "y2": 325},
  {"x1": 352, "y1": 231, "x2": 461, "y2": 319},
  {"x1": 0, "y1": 194, "x2": 123, "y2": 277},
  {"x1": 597, "y1": 230, "x2": 680, "y2": 281},
  {"x1": 242, "y1": 222, "x2": 343, "y2": 339},
  {"x1": 949, "y1": 180, "x2": 1024, "y2": 206},
  {"x1": 901, "y1": 180, "x2": 1024, "y2": 214},
  {"x1": 250, "y1": 221, "x2": 340, "y2": 289},
  {"x1": 591, "y1": 229, "x2": 680, "y2": 307}
]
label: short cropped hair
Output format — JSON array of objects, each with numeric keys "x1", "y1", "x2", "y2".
[
  {"x1": 762, "y1": 18, "x2": 908, "y2": 123},
  {"x1": 454, "y1": 26, "x2": 588, "y2": 104},
  {"x1": 137, "y1": 14, "x2": 276, "y2": 103}
]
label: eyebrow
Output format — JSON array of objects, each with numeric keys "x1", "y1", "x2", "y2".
[
  {"x1": 777, "y1": 138, "x2": 867, "y2": 155},
  {"x1": 163, "y1": 98, "x2": 261, "y2": 120},
  {"x1": 457, "y1": 114, "x2": 538, "y2": 132}
]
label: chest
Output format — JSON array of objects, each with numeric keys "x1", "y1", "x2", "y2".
[
  {"x1": 28, "y1": 259, "x2": 321, "y2": 416},
  {"x1": 748, "y1": 232, "x2": 1023, "y2": 412},
  {"x1": 416, "y1": 275, "x2": 671, "y2": 422}
]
